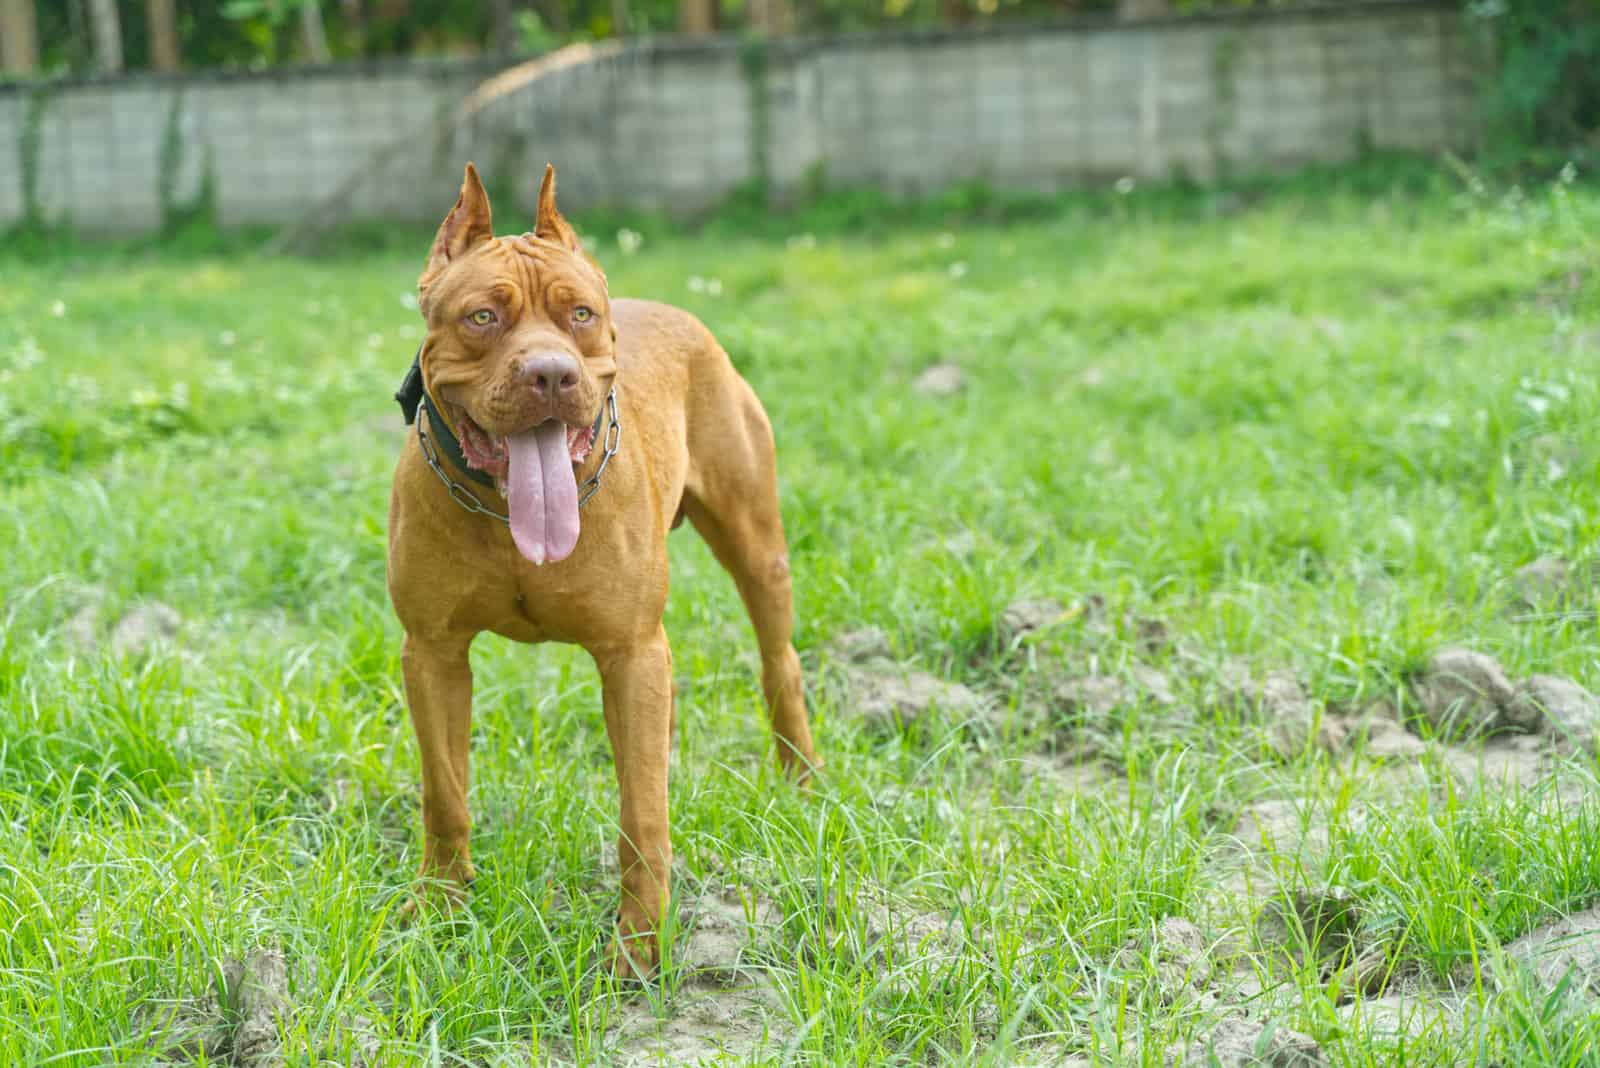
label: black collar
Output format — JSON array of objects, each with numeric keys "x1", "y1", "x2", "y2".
[{"x1": 394, "y1": 350, "x2": 603, "y2": 488}]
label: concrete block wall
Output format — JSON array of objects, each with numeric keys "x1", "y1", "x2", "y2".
[{"x1": 0, "y1": 1, "x2": 1476, "y2": 234}]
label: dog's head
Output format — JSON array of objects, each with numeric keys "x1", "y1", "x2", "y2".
[{"x1": 415, "y1": 163, "x2": 615, "y2": 564}]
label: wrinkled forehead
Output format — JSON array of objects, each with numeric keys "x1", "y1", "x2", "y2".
[{"x1": 432, "y1": 233, "x2": 606, "y2": 308}]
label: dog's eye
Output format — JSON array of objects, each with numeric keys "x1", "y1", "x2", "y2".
[
  {"x1": 467, "y1": 308, "x2": 496, "y2": 327},
  {"x1": 573, "y1": 306, "x2": 594, "y2": 325}
]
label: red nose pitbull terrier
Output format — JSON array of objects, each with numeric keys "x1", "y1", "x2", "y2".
[{"x1": 387, "y1": 163, "x2": 819, "y2": 976}]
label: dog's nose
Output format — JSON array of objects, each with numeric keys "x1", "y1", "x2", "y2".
[{"x1": 520, "y1": 353, "x2": 580, "y2": 398}]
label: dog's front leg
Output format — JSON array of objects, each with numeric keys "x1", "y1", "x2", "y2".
[
  {"x1": 401, "y1": 632, "x2": 477, "y2": 903},
  {"x1": 594, "y1": 626, "x2": 674, "y2": 977}
]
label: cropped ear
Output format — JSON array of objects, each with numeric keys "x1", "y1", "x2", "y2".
[
  {"x1": 533, "y1": 164, "x2": 583, "y2": 252},
  {"x1": 419, "y1": 163, "x2": 494, "y2": 302}
]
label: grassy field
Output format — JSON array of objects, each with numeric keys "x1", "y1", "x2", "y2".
[{"x1": 4, "y1": 161, "x2": 1600, "y2": 1065}]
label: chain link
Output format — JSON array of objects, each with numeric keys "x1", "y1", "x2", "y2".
[
  {"x1": 578, "y1": 387, "x2": 622, "y2": 507},
  {"x1": 416, "y1": 386, "x2": 620, "y2": 524}
]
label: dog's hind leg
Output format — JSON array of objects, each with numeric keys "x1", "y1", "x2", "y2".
[{"x1": 683, "y1": 381, "x2": 820, "y2": 781}]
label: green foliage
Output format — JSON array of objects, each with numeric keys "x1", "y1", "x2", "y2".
[
  {"x1": 1469, "y1": 0, "x2": 1600, "y2": 169},
  {"x1": 23, "y1": 0, "x2": 1382, "y2": 75}
]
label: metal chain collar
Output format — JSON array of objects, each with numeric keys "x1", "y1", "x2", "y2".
[{"x1": 415, "y1": 387, "x2": 621, "y2": 524}]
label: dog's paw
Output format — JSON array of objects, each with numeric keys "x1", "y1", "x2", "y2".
[
  {"x1": 396, "y1": 870, "x2": 475, "y2": 926},
  {"x1": 782, "y1": 752, "x2": 823, "y2": 789},
  {"x1": 606, "y1": 925, "x2": 659, "y2": 981}
]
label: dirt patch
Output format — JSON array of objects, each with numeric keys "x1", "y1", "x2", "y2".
[
  {"x1": 1010, "y1": 751, "x2": 1126, "y2": 799},
  {"x1": 110, "y1": 600, "x2": 182, "y2": 658},
  {"x1": 995, "y1": 598, "x2": 1075, "y2": 649},
  {"x1": 1412, "y1": 648, "x2": 1519, "y2": 739},
  {"x1": 913, "y1": 363, "x2": 966, "y2": 396},
  {"x1": 1508, "y1": 674, "x2": 1600, "y2": 752},
  {"x1": 569, "y1": 874, "x2": 797, "y2": 1066},
  {"x1": 1504, "y1": 903, "x2": 1600, "y2": 994},
  {"x1": 825, "y1": 626, "x2": 893, "y2": 664},
  {"x1": 605, "y1": 982, "x2": 791, "y2": 1067},
  {"x1": 1233, "y1": 798, "x2": 1341, "y2": 858},
  {"x1": 1206, "y1": 662, "x2": 1347, "y2": 760},
  {"x1": 1047, "y1": 665, "x2": 1176, "y2": 721},
  {"x1": 674, "y1": 883, "x2": 782, "y2": 981},
  {"x1": 1114, "y1": 916, "x2": 1213, "y2": 1003},
  {"x1": 1336, "y1": 989, "x2": 1464, "y2": 1041},
  {"x1": 220, "y1": 949, "x2": 294, "y2": 1068},
  {"x1": 1359, "y1": 704, "x2": 1426, "y2": 760},
  {"x1": 1168, "y1": 1015, "x2": 1327, "y2": 1067},
  {"x1": 606, "y1": 884, "x2": 794, "y2": 1067},
  {"x1": 1438, "y1": 735, "x2": 1549, "y2": 795},
  {"x1": 1512, "y1": 556, "x2": 1574, "y2": 609},
  {"x1": 836, "y1": 660, "x2": 990, "y2": 734},
  {"x1": 135, "y1": 946, "x2": 381, "y2": 1067}
]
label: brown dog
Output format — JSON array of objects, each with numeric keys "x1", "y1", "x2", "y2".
[{"x1": 386, "y1": 163, "x2": 819, "y2": 974}]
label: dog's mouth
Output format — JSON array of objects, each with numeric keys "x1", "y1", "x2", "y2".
[
  {"x1": 452, "y1": 407, "x2": 597, "y2": 496},
  {"x1": 450, "y1": 404, "x2": 597, "y2": 566}
]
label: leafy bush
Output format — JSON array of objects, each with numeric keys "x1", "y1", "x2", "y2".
[{"x1": 1469, "y1": 0, "x2": 1600, "y2": 168}]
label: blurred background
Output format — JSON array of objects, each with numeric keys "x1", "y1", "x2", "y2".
[
  {"x1": 0, "y1": 1, "x2": 1594, "y2": 235},
  {"x1": 3, "y1": 0, "x2": 1468, "y2": 71}
]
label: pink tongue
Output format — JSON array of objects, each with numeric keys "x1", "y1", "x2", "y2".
[{"x1": 505, "y1": 421, "x2": 580, "y2": 565}]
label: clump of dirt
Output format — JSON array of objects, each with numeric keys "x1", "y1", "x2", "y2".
[
  {"x1": 823, "y1": 624, "x2": 995, "y2": 733},
  {"x1": 995, "y1": 598, "x2": 1074, "y2": 649},
  {"x1": 1214, "y1": 663, "x2": 1345, "y2": 760},
  {"x1": 1168, "y1": 1015, "x2": 1327, "y2": 1067},
  {"x1": 605, "y1": 982, "x2": 791, "y2": 1068},
  {"x1": 836, "y1": 660, "x2": 990, "y2": 734},
  {"x1": 1411, "y1": 648, "x2": 1519, "y2": 739},
  {"x1": 913, "y1": 362, "x2": 966, "y2": 396},
  {"x1": 1114, "y1": 916, "x2": 1213, "y2": 1003},
  {"x1": 786, "y1": 881, "x2": 955, "y2": 968},
  {"x1": 605, "y1": 881, "x2": 795, "y2": 1067},
  {"x1": 674, "y1": 884, "x2": 782, "y2": 982},
  {"x1": 859, "y1": 884, "x2": 955, "y2": 964},
  {"x1": 220, "y1": 948, "x2": 291, "y2": 1068},
  {"x1": 136, "y1": 946, "x2": 381, "y2": 1067},
  {"x1": 1512, "y1": 556, "x2": 1574, "y2": 609},
  {"x1": 1357, "y1": 701, "x2": 1426, "y2": 759},
  {"x1": 1009, "y1": 751, "x2": 1126, "y2": 800},
  {"x1": 1133, "y1": 615, "x2": 1173, "y2": 656},
  {"x1": 1438, "y1": 735, "x2": 1549, "y2": 795},
  {"x1": 111, "y1": 600, "x2": 182, "y2": 658},
  {"x1": 1047, "y1": 665, "x2": 1176, "y2": 722},
  {"x1": 1508, "y1": 675, "x2": 1600, "y2": 752},
  {"x1": 1232, "y1": 798, "x2": 1342, "y2": 859},
  {"x1": 1336, "y1": 988, "x2": 1463, "y2": 1041},
  {"x1": 1504, "y1": 903, "x2": 1600, "y2": 993},
  {"x1": 824, "y1": 626, "x2": 893, "y2": 664},
  {"x1": 1410, "y1": 647, "x2": 1600, "y2": 754}
]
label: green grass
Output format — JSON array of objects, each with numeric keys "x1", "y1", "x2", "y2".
[{"x1": 4, "y1": 160, "x2": 1600, "y2": 1065}]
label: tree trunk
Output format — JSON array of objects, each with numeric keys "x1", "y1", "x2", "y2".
[
  {"x1": 610, "y1": 0, "x2": 628, "y2": 36},
  {"x1": 340, "y1": 0, "x2": 366, "y2": 56},
  {"x1": 487, "y1": 0, "x2": 513, "y2": 52},
  {"x1": 87, "y1": 0, "x2": 122, "y2": 72},
  {"x1": 146, "y1": 0, "x2": 180, "y2": 71},
  {"x1": 1117, "y1": 0, "x2": 1171, "y2": 18},
  {"x1": 747, "y1": 0, "x2": 792, "y2": 34},
  {"x1": 300, "y1": 0, "x2": 331, "y2": 63},
  {"x1": 678, "y1": 0, "x2": 714, "y2": 34},
  {"x1": 0, "y1": 0, "x2": 39, "y2": 75}
]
